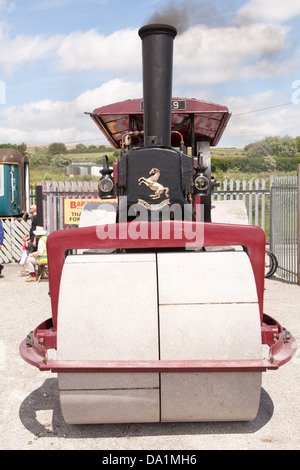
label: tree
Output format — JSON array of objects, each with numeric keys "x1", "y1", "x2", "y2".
[
  {"x1": 48, "y1": 142, "x2": 67, "y2": 155},
  {"x1": 295, "y1": 136, "x2": 300, "y2": 152},
  {"x1": 244, "y1": 136, "x2": 297, "y2": 158},
  {"x1": 50, "y1": 154, "x2": 72, "y2": 167},
  {"x1": 28, "y1": 147, "x2": 50, "y2": 166},
  {"x1": 244, "y1": 139, "x2": 270, "y2": 158},
  {"x1": 75, "y1": 143, "x2": 87, "y2": 151},
  {"x1": 0, "y1": 142, "x2": 27, "y2": 154},
  {"x1": 276, "y1": 136, "x2": 297, "y2": 158},
  {"x1": 262, "y1": 155, "x2": 277, "y2": 172}
]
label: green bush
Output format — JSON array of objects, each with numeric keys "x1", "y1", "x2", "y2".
[
  {"x1": 48, "y1": 142, "x2": 67, "y2": 155},
  {"x1": 50, "y1": 154, "x2": 72, "y2": 167},
  {"x1": 275, "y1": 156, "x2": 300, "y2": 171},
  {"x1": 244, "y1": 136, "x2": 297, "y2": 158},
  {"x1": 211, "y1": 156, "x2": 300, "y2": 173}
]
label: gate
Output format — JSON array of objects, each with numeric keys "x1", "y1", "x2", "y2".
[
  {"x1": 42, "y1": 180, "x2": 98, "y2": 232},
  {"x1": 212, "y1": 178, "x2": 268, "y2": 231},
  {"x1": 269, "y1": 171, "x2": 299, "y2": 283},
  {"x1": 0, "y1": 219, "x2": 31, "y2": 264}
]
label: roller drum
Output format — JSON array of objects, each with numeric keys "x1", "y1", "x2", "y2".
[{"x1": 57, "y1": 251, "x2": 262, "y2": 424}]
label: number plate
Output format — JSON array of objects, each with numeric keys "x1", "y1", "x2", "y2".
[
  {"x1": 171, "y1": 100, "x2": 186, "y2": 110},
  {"x1": 140, "y1": 100, "x2": 186, "y2": 111}
]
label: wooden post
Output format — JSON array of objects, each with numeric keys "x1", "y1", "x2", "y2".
[{"x1": 36, "y1": 185, "x2": 44, "y2": 227}]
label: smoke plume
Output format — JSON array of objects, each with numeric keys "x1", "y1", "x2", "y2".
[{"x1": 146, "y1": 0, "x2": 237, "y2": 34}]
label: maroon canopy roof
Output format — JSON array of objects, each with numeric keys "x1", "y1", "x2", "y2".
[{"x1": 88, "y1": 98, "x2": 231, "y2": 149}]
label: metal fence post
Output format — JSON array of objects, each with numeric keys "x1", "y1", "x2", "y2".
[
  {"x1": 36, "y1": 185, "x2": 43, "y2": 227},
  {"x1": 269, "y1": 175, "x2": 274, "y2": 252}
]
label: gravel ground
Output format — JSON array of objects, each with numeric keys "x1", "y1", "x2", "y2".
[{"x1": 0, "y1": 262, "x2": 299, "y2": 451}]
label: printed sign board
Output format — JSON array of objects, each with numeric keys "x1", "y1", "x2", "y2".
[{"x1": 64, "y1": 198, "x2": 117, "y2": 225}]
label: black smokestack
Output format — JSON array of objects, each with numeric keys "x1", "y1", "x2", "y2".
[{"x1": 138, "y1": 24, "x2": 177, "y2": 148}]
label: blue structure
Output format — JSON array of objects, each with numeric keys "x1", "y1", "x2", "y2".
[{"x1": 0, "y1": 149, "x2": 30, "y2": 217}]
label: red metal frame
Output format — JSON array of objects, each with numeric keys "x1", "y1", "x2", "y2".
[
  {"x1": 19, "y1": 221, "x2": 297, "y2": 374},
  {"x1": 47, "y1": 221, "x2": 266, "y2": 329},
  {"x1": 89, "y1": 98, "x2": 231, "y2": 148}
]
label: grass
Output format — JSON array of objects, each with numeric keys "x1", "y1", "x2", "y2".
[
  {"x1": 29, "y1": 163, "x2": 294, "y2": 188},
  {"x1": 211, "y1": 148, "x2": 246, "y2": 158},
  {"x1": 29, "y1": 150, "x2": 109, "y2": 185},
  {"x1": 213, "y1": 170, "x2": 289, "y2": 184},
  {"x1": 28, "y1": 147, "x2": 296, "y2": 188}
]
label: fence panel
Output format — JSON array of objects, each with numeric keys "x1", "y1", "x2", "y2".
[
  {"x1": 270, "y1": 175, "x2": 298, "y2": 283},
  {"x1": 212, "y1": 178, "x2": 268, "y2": 231},
  {"x1": 42, "y1": 179, "x2": 269, "y2": 233},
  {"x1": 26, "y1": 177, "x2": 300, "y2": 284},
  {"x1": 0, "y1": 219, "x2": 31, "y2": 264},
  {"x1": 42, "y1": 180, "x2": 98, "y2": 232}
]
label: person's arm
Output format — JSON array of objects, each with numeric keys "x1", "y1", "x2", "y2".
[{"x1": 0, "y1": 221, "x2": 4, "y2": 248}]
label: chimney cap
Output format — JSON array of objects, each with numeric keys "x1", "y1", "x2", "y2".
[{"x1": 138, "y1": 24, "x2": 177, "y2": 39}]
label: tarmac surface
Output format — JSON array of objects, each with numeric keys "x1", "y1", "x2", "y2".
[{"x1": 0, "y1": 262, "x2": 299, "y2": 451}]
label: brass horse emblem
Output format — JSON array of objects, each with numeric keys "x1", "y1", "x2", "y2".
[{"x1": 138, "y1": 168, "x2": 169, "y2": 200}]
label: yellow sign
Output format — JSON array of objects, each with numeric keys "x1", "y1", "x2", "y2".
[{"x1": 64, "y1": 198, "x2": 117, "y2": 225}]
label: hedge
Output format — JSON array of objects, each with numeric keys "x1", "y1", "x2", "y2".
[{"x1": 211, "y1": 156, "x2": 300, "y2": 173}]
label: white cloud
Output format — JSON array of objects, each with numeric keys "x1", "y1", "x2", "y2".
[
  {"x1": 0, "y1": 7, "x2": 299, "y2": 148},
  {"x1": 0, "y1": 79, "x2": 142, "y2": 145},
  {"x1": 55, "y1": 27, "x2": 140, "y2": 74},
  {"x1": 235, "y1": 0, "x2": 300, "y2": 24},
  {"x1": 173, "y1": 23, "x2": 291, "y2": 85},
  {"x1": 1, "y1": 81, "x2": 298, "y2": 149},
  {"x1": 0, "y1": 25, "x2": 61, "y2": 75},
  {"x1": 74, "y1": 78, "x2": 142, "y2": 110},
  {"x1": 0, "y1": 24, "x2": 141, "y2": 77},
  {"x1": 54, "y1": 22, "x2": 295, "y2": 84},
  {"x1": 0, "y1": 19, "x2": 296, "y2": 85},
  {"x1": 221, "y1": 91, "x2": 300, "y2": 147}
]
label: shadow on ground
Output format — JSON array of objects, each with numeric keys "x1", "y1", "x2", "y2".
[{"x1": 19, "y1": 378, "x2": 274, "y2": 439}]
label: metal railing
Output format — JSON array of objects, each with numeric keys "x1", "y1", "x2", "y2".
[
  {"x1": 269, "y1": 170, "x2": 299, "y2": 284},
  {"x1": 212, "y1": 178, "x2": 268, "y2": 231},
  {"x1": 39, "y1": 179, "x2": 270, "y2": 234}
]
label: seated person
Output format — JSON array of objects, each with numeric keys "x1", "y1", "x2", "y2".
[{"x1": 26, "y1": 226, "x2": 47, "y2": 283}]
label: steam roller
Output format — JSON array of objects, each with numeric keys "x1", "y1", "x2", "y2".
[{"x1": 20, "y1": 24, "x2": 296, "y2": 424}]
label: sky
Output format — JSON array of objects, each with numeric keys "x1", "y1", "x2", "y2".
[{"x1": 0, "y1": 0, "x2": 300, "y2": 149}]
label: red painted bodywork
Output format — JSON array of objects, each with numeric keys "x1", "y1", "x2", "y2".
[{"x1": 88, "y1": 98, "x2": 231, "y2": 148}]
